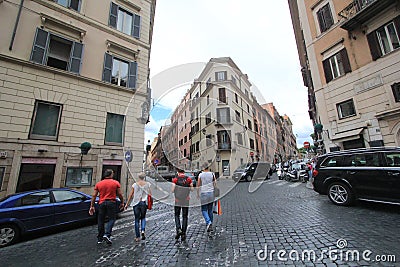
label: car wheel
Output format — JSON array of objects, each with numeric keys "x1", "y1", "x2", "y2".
[
  {"x1": 233, "y1": 178, "x2": 238, "y2": 182},
  {"x1": 328, "y1": 182, "x2": 354, "y2": 206},
  {"x1": 246, "y1": 175, "x2": 252, "y2": 182},
  {"x1": 0, "y1": 224, "x2": 20, "y2": 247}
]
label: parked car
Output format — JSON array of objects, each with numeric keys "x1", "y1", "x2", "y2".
[
  {"x1": 232, "y1": 162, "x2": 272, "y2": 182},
  {"x1": 0, "y1": 188, "x2": 121, "y2": 247},
  {"x1": 313, "y1": 147, "x2": 400, "y2": 206}
]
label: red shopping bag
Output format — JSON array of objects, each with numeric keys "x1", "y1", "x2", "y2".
[{"x1": 147, "y1": 194, "x2": 153, "y2": 210}]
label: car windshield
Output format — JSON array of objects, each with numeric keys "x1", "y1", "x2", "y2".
[{"x1": 184, "y1": 172, "x2": 194, "y2": 177}]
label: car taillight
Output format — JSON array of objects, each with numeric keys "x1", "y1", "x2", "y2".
[{"x1": 312, "y1": 169, "x2": 318, "y2": 177}]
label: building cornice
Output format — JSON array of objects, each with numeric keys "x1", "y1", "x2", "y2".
[
  {"x1": 0, "y1": 54, "x2": 147, "y2": 98},
  {"x1": 376, "y1": 107, "x2": 400, "y2": 120}
]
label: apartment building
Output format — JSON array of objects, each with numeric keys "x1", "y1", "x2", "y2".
[
  {"x1": 289, "y1": 0, "x2": 400, "y2": 152},
  {"x1": 188, "y1": 58, "x2": 261, "y2": 177},
  {"x1": 0, "y1": 0, "x2": 156, "y2": 197}
]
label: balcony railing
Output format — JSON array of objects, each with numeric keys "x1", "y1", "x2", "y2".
[
  {"x1": 338, "y1": 0, "x2": 376, "y2": 20},
  {"x1": 339, "y1": 0, "x2": 393, "y2": 31},
  {"x1": 217, "y1": 97, "x2": 228, "y2": 105},
  {"x1": 215, "y1": 116, "x2": 232, "y2": 125},
  {"x1": 217, "y1": 142, "x2": 231, "y2": 150}
]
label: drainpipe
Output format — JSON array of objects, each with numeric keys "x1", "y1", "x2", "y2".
[{"x1": 9, "y1": 0, "x2": 25, "y2": 51}]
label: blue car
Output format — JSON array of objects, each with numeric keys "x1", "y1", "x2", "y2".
[{"x1": 0, "y1": 188, "x2": 120, "y2": 247}]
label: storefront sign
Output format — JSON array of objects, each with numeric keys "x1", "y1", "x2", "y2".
[
  {"x1": 103, "y1": 160, "x2": 122, "y2": 166},
  {"x1": 21, "y1": 158, "x2": 57, "y2": 164},
  {"x1": 354, "y1": 75, "x2": 383, "y2": 94}
]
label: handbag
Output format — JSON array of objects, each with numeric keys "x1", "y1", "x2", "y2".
[
  {"x1": 214, "y1": 187, "x2": 220, "y2": 198},
  {"x1": 147, "y1": 194, "x2": 153, "y2": 210}
]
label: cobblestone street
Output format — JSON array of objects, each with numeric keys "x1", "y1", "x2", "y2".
[{"x1": 2, "y1": 174, "x2": 399, "y2": 266}]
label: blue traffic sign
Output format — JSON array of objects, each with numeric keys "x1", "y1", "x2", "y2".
[
  {"x1": 125, "y1": 150, "x2": 133, "y2": 162},
  {"x1": 153, "y1": 158, "x2": 160, "y2": 165}
]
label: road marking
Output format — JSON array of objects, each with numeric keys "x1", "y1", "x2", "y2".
[
  {"x1": 289, "y1": 182, "x2": 302, "y2": 187},
  {"x1": 276, "y1": 181, "x2": 288, "y2": 186},
  {"x1": 267, "y1": 180, "x2": 280, "y2": 184}
]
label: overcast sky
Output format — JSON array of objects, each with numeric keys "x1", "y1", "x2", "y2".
[{"x1": 145, "y1": 0, "x2": 313, "y2": 148}]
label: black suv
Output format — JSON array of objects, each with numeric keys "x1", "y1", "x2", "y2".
[
  {"x1": 232, "y1": 162, "x2": 272, "y2": 182},
  {"x1": 313, "y1": 147, "x2": 400, "y2": 206}
]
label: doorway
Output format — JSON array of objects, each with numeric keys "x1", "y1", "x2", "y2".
[{"x1": 102, "y1": 165, "x2": 122, "y2": 182}]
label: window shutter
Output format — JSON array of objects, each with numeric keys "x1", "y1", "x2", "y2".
[
  {"x1": 325, "y1": 4, "x2": 334, "y2": 30},
  {"x1": 340, "y1": 48, "x2": 351, "y2": 74},
  {"x1": 132, "y1": 14, "x2": 141, "y2": 38},
  {"x1": 109, "y1": 2, "x2": 118, "y2": 28},
  {"x1": 128, "y1": 61, "x2": 138, "y2": 89},
  {"x1": 30, "y1": 28, "x2": 49, "y2": 64},
  {"x1": 322, "y1": 58, "x2": 333, "y2": 83},
  {"x1": 317, "y1": 9, "x2": 326, "y2": 33},
  {"x1": 393, "y1": 16, "x2": 400, "y2": 42},
  {"x1": 367, "y1": 31, "x2": 382, "y2": 61},
  {"x1": 102, "y1": 53, "x2": 113, "y2": 83},
  {"x1": 69, "y1": 42, "x2": 84, "y2": 74},
  {"x1": 69, "y1": 0, "x2": 81, "y2": 11}
]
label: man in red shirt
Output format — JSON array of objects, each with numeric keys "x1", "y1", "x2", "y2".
[
  {"x1": 89, "y1": 169, "x2": 124, "y2": 244},
  {"x1": 171, "y1": 169, "x2": 193, "y2": 241}
]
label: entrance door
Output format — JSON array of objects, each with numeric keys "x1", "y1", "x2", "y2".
[
  {"x1": 102, "y1": 165, "x2": 122, "y2": 182},
  {"x1": 17, "y1": 164, "x2": 55, "y2": 193},
  {"x1": 343, "y1": 136, "x2": 365, "y2": 150},
  {"x1": 222, "y1": 160, "x2": 230, "y2": 176}
]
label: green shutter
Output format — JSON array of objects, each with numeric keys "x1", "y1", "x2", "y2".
[
  {"x1": 102, "y1": 53, "x2": 113, "y2": 83},
  {"x1": 128, "y1": 61, "x2": 138, "y2": 89},
  {"x1": 109, "y1": 2, "x2": 118, "y2": 28},
  {"x1": 132, "y1": 14, "x2": 141, "y2": 38},
  {"x1": 30, "y1": 28, "x2": 49, "y2": 64},
  {"x1": 69, "y1": 42, "x2": 84, "y2": 74}
]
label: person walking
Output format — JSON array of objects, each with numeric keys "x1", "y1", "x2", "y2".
[
  {"x1": 125, "y1": 172, "x2": 151, "y2": 242},
  {"x1": 171, "y1": 169, "x2": 193, "y2": 241},
  {"x1": 197, "y1": 164, "x2": 217, "y2": 232},
  {"x1": 89, "y1": 169, "x2": 124, "y2": 245}
]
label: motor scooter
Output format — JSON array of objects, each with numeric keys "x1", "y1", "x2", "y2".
[
  {"x1": 280, "y1": 165, "x2": 289, "y2": 180},
  {"x1": 285, "y1": 169, "x2": 299, "y2": 182}
]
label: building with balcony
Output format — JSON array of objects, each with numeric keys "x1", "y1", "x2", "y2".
[
  {"x1": 158, "y1": 57, "x2": 296, "y2": 178},
  {"x1": 289, "y1": 0, "x2": 400, "y2": 152},
  {"x1": 0, "y1": 0, "x2": 156, "y2": 197}
]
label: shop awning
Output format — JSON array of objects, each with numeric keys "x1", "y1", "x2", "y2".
[{"x1": 331, "y1": 128, "x2": 364, "y2": 142}]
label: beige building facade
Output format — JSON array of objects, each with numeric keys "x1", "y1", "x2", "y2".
[
  {"x1": 161, "y1": 57, "x2": 296, "y2": 177},
  {"x1": 0, "y1": 0, "x2": 156, "y2": 197},
  {"x1": 290, "y1": 0, "x2": 400, "y2": 152}
]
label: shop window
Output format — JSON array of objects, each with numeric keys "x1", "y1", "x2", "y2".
[{"x1": 65, "y1": 167, "x2": 93, "y2": 187}]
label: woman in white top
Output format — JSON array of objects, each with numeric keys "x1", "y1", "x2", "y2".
[
  {"x1": 197, "y1": 164, "x2": 217, "y2": 232},
  {"x1": 125, "y1": 172, "x2": 151, "y2": 242}
]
